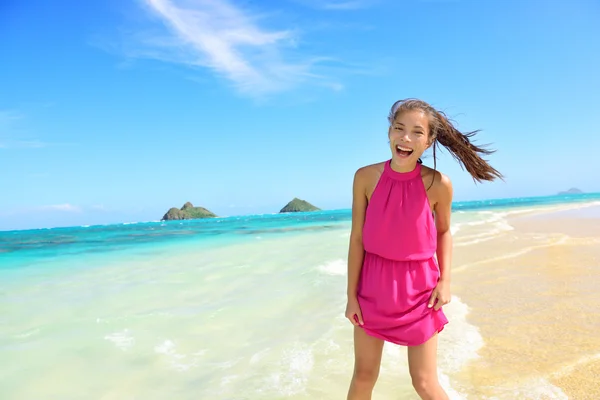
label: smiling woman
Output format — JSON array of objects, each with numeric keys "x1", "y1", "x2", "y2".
[
  {"x1": 345, "y1": 98, "x2": 503, "y2": 400},
  {"x1": 387, "y1": 99, "x2": 504, "y2": 184}
]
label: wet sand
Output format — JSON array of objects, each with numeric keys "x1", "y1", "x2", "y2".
[{"x1": 452, "y1": 204, "x2": 600, "y2": 399}]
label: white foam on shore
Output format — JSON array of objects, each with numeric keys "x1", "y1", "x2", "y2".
[
  {"x1": 434, "y1": 296, "x2": 572, "y2": 400},
  {"x1": 438, "y1": 296, "x2": 484, "y2": 374},
  {"x1": 370, "y1": 295, "x2": 483, "y2": 399},
  {"x1": 496, "y1": 200, "x2": 600, "y2": 220},
  {"x1": 551, "y1": 352, "x2": 600, "y2": 379},
  {"x1": 264, "y1": 342, "x2": 314, "y2": 397},
  {"x1": 454, "y1": 221, "x2": 513, "y2": 246},
  {"x1": 154, "y1": 339, "x2": 205, "y2": 372},
  {"x1": 487, "y1": 378, "x2": 568, "y2": 400},
  {"x1": 249, "y1": 347, "x2": 271, "y2": 365},
  {"x1": 318, "y1": 259, "x2": 346, "y2": 276},
  {"x1": 451, "y1": 210, "x2": 514, "y2": 247},
  {"x1": 14, "y1": 328, "x2": 40, "y2": 339},
  {"x1": 450, "y1": 224, "x2": 460, "y2": 235},
  {"x1": 453, "y1": 233, "x2": 569, "y2": 273},
  {"x1": 104, "y1": 329, "x2": 135, "y2": 351},
  {"x1": 435, "y1": 296, "x2": 484, "y2": 399},
  {"x1": 454, "y1": 201, "x2": 600, "y2": 248}
]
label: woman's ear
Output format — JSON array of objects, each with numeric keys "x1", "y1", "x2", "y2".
[{"x1": 426, "y1": 133, "x2": 436, "y2": 149}]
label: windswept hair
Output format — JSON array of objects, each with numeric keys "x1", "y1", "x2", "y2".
[{"x1": 388, "y1": 98, "x2": 503, "y2": 183}]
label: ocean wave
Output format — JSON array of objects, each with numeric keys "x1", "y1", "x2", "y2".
[
  {"x1": 154, "y1": 339, "x2": 206, "y2": 372},
  {"x1": 439, "y1": 296, "x2": 484, "y2": 374},
  {"x1": 486, "y1": 377, "x2": 568, "y2": 400},
  {"x1": 317, "y1": 259, "x2": 346, "y2": 276},
  {"x1": 104, "y1": 329, "x2": 135, "y2": 351},
  {"x1": 551, "y1": 352, "x2": 600, "y2": 379},
  {"x1": 453, "y1": 234, "x2": 569, "y2": 273},
  {"x1": 263, "y1": 342, "x2": 314, "y2": 397},
  {"x1": 450, "y1": 224, "x2": 460, "y2": 235}
]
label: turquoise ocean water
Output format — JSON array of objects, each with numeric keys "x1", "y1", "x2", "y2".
[
  {"x1": 4, "y1": 193, "x2": 600, "y2": 269},
  {"x1": 1, "y1": 193, "x2": 600, "y2": 399}
]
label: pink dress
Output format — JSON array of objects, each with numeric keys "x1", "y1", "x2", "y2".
[{"x1": 358, "y1": 160, "x2": 448, "y2": 346}]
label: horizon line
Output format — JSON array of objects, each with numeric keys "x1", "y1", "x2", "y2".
[{"x1": 1, "y1": 192, "x2": 599, "y2": 234}]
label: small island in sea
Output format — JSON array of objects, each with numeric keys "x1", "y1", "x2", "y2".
[
  {"x1": 558, "y1": 188, "x2": 584, "y2": 195},
  {"x1": 279, "y1": 197, "x2": 321, "y2": 213},
  {"x1": 161, "y1": 202, "x2": 217, "y2": 220}
]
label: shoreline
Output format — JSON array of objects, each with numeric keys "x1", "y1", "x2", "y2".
[{"x1": 450, "y1": 203, "x2": 600, "y2": 399}]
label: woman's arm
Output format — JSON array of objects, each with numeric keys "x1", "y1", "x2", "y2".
[
  {"x1": 347, "y1": 168, "x2": 368, "y2": 299},
  {"x1": 428, "y1": 172, "x2": 453, "y2": 310},
  {"x1": 434, "y1": 173, "x2": 453, "y2": 283}
]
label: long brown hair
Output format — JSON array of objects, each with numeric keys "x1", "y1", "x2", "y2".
[{"x1": 388, "y1": 98, "x2": 503, "y2": 184}]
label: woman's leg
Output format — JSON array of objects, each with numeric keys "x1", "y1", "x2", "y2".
[
  {"x1": 347, "y1": 327, "x2": 385, "y2": 400},
  {"x1": 407, "y1": 333, "x2": 449, "y2": 400}
]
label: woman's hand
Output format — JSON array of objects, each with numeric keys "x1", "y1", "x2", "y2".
[
  {"x1": 345, "y1": 296, "x2": 364, "y2": 326},
  {"x1": 428, "y1": 279, "x2": 451, "y2": 311}
]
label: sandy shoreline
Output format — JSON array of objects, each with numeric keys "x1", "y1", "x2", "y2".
[{"x1": 451, "y1": 203, "x2": 600, "y2": 399}]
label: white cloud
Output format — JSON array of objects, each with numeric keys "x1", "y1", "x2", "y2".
[
  {"x1": 126, "y1": 0, "x2": 341, "y2": 96},
  {"x1": 294, "y1": 0, "x2": 376, "y2": 10},
  {"x1": 321, "y1": 1, "x2": 374, "y2": 10}
]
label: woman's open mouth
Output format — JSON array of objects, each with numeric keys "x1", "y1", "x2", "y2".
[{"x1": 395, "y1": 144, "x2": 414, "y2": 158}]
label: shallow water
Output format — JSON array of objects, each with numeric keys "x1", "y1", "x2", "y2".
[{"x1": 1, "y1": 194, "x2": 600, "y2": 399}]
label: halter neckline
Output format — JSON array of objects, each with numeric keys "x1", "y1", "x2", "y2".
[{"x1": 384, "y1": 159, "x2": 422, "y2": 181}]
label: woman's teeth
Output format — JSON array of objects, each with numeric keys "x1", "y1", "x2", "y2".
[{"x1": 395, "y1": 145, "x2": 414, "y2": 156}]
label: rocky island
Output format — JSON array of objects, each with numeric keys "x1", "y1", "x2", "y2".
[
  {"x1": 161, "y1": 202, "x2": 217, "y2": 220},
  {"x1": 558, "y1": 188, "x2": 584, "y2": 195},
  {"x1": 279, "y1": 197, "x2": 321, "y2": 213}
]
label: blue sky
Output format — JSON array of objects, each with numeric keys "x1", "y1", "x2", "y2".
[{"x1": 1, "y1": 0, "x2": 599, "y2": 230}]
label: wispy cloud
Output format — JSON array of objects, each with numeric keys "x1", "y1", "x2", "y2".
[
  {"x1": 294, "y1": 0, "x2": 376, "y2": 10},
  {"x1": 321, "y1": 1, "x2": 374, "y2": 10},
  {"x1": 118, "y1": 0, "x2": 343, "y2": 97}
]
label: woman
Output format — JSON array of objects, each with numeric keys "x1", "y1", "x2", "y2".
[{"x1": 345, "y1": 98, "x2": 502, "y2": 399}]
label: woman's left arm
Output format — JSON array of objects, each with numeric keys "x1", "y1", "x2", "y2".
[{"x1": 428, "y1": 172, "x2": 453, "y2": 310}]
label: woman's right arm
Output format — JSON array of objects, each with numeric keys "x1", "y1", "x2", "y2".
[{"x1": 346, "y1": 167, "x2": 367, "y2": 301}]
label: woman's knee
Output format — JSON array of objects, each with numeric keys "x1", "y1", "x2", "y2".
[
  {"x1": 351, "y1": 327, "x2": 384, "y2": 388},
  {"x1": 352, "y1": 364, "x2": 380, "y2": 388},
  {"x1": 410, "y1": 372, "x2": 440, "y2": 398}
]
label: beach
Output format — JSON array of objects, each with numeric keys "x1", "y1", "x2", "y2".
[
  {"x1": 0, "y1": 195, "x2": 599, "y2": 399},
  {"x1": 450, "y1": 202, "x2": 600, "y2": 399}
]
